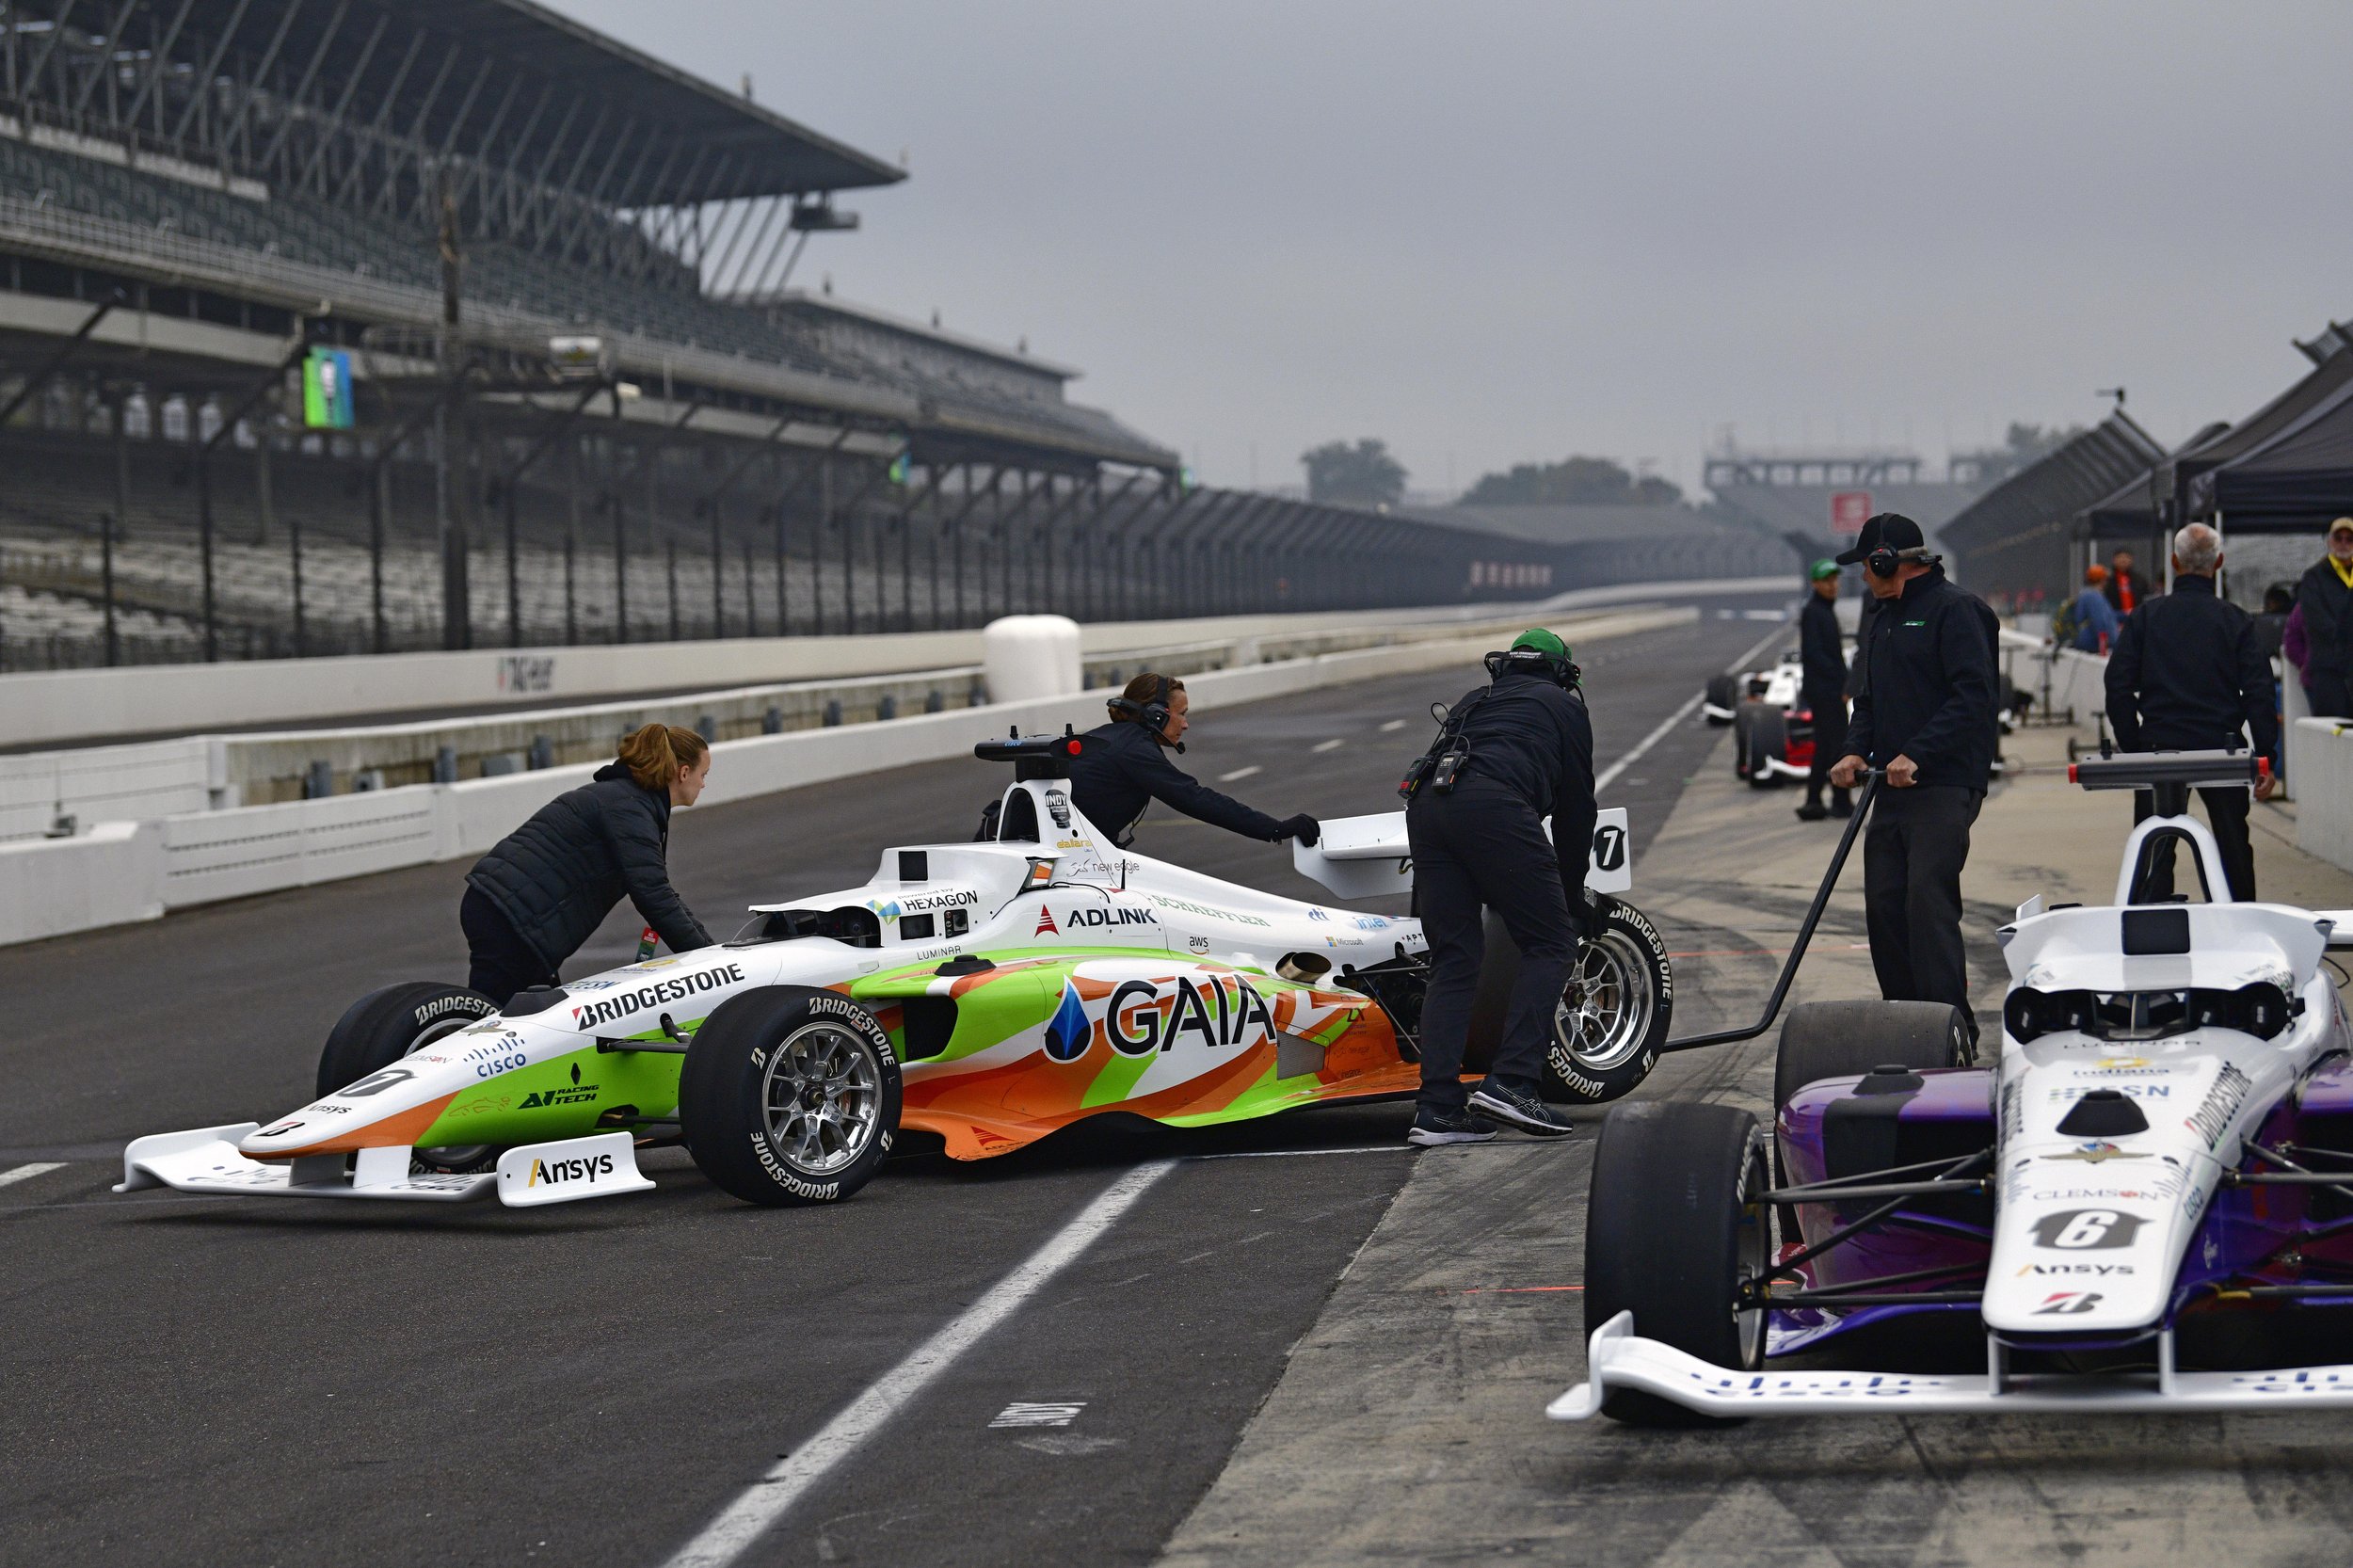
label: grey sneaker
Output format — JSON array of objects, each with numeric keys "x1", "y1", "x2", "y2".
[
  {"x1": 1407, "y1": 1107, "x2": 1499, "y2": 1146},
  {"x1": 1468, "y1": 1081, "x2": 1577, "y2": 1138}
]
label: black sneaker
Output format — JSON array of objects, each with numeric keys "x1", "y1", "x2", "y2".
[
  {"x1": 1794, "y1": 801, "x2": 1829, "y2": 822},
  {"x1": 1406, "y1": 1107, "x2": 1499, "y2": 1146},
  {"x1": 1468, "y1": 1081, "x2": 1577, "y2": 1138},
  {"x1": 1829, "y1": 796, "x2": 1854, "y2": 819}
]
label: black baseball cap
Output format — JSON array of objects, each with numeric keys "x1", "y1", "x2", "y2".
[{"x1": 1834, "y1": 512, "x2": 1926, "y2": 567}]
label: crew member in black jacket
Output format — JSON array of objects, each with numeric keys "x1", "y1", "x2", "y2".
[
  {"x1": 1796, "y1": 558, "x2": 1852, "y2": 822},
  {"x1": 1828, "y1": 515, "x2": 1999, "y2": 1033},
  {"x1": 1067, "y1": 673, "x2": 1318, "y2": 850},
  {"x1": 1402, "y1": 630, "x2": 1593, "y2": 1146},
  {"x1": 2105, "y1": 523, "x2": 2279, "y2": 901},
  {"x1": 461, "y1": 723, "x2": 715, "y2": 1005},
  {"x1": 2295, "y1": 518, "x2": 2353, "y2": 719}
]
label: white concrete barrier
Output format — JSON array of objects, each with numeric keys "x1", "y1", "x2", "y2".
[
  {"x1": 0, "y1": 736, "x2": 216, "y2": 844},
  {"x1": 0, "y1": 605, "x2": 1692, "y2": 949},
  {"x1": 0, "y1": 575, "x2": 1786, "y2": 749},
  {"x1": 2296, "y1": 716, "x2": 2353, "y2": 873}
]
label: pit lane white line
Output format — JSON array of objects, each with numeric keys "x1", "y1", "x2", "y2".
[
  {"x1": 1311, "y1": 739, "x2": 1345, "y2": 753},
  {"x1": 1189, "y1": 1145, "x2": 1411, "y2": 1160},
  {"x1": 662, "y1": 1159, "x2": 1178, "y2": 1568},
  {"x1": 1380, "y1": 719, "x2": 1408, "y2": 732},
  {"x1": 0, "y1": 1162, "x2": 65, "y2": 1190},
  {"x1": 1594, "y1": 617, "x2": 1792, "y2": 795},
  {"x1": 1219, "y1": 765, "x2": 1262, "y2": 782}
]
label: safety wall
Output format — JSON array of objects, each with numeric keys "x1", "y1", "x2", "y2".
[
  {"x1": 0, "y1": 736, "x2": 217, "y2": 843},
  {"x1": 2296, "y1": 717, "x2": 2353, "y2": 872},
  {"x1": 0, "y1": 576, "x2": 1785, "y2": 749},
  {"x1": 0, "y1": 607, "x2": 1692, "y2": 948}
]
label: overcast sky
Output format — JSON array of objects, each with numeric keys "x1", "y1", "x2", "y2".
[{"x1": 551, "y1": 1, "x2": 2352, "y2": 498}]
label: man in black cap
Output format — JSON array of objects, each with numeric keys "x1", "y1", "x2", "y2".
[
  {"x1": 1827, "y1": 514, "x2": 2000, "y2": 1036},
  {"x1": 1795, "y1": 559, "x2": 1852, "y2": 821},
  {"x1": 2105, "y1": 522, "x2": 2278, "y2": 900}
]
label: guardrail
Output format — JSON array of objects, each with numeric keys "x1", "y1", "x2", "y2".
[{"x1": 0, "y1": 606, "x2": 1693, "y2": 947}]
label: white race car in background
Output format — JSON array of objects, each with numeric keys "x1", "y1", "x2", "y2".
[
  {"x1": 1705, "y1": 652, "x2": 1817, "y2": 788},
  {"x1": 1556, "y1": 749, "x2": 2353, "y2": 1422}
]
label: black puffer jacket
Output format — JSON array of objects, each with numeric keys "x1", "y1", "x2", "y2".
[
  {"x1": 1067, "y1": 720, "x2": 1288, "y2": 848},
  {"x1": 466, "y1": 762, "x2": 714, "y2": 968}
]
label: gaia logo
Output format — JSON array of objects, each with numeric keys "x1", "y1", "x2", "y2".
[
  {"x1": 1034, "y1": 907, "x2": 1059, "y2": 936},
  {"x1": 1044, "y1": 980, "x2": 1093, "y2": 1062}
]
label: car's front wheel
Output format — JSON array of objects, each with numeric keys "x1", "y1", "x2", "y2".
[
  {"x1": 1584, "y1": 1101, "x2": 1773, "y2": 1427},
  {"x1": 1462, "y1": 901, "x2": 1673, "y2": 1105},
  {"x1": 315, "y1": 981, "x2": 500, "y2": 1173},
  {"x1": 680, "y1": 985, "x2": 902, "y2": 1207}
]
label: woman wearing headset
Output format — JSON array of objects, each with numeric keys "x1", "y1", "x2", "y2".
[{"x1": 1066, "y1": 672, "x2": 1320, "y2": 850}]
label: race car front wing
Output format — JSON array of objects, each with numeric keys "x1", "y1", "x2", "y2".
[
  {"x1": 115, "y1": 1125, "x2": 654, "y2": 1208},
  {"x1": 1551, "y1": 1311, "x2": 2353, "y2": 1417}
]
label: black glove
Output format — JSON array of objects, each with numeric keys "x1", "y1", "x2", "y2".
[
  {"x1": 1565, "y1": 884, "x2": 1604, "y2": 940},
  {"x1": 1279, "y1": 814, "x2": 1321, "y2": 846}
]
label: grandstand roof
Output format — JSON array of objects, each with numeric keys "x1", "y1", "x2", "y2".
[
  {"x1": 165, "y1": 0, "x2": 904, "y2": 201},
  {"x1": 1406, "y1": 503, "x2": 1746, "y2": 546}
]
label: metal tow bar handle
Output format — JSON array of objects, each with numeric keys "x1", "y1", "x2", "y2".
[{"x1": 1658, "y1": 769, "x2": 1882, "y2": 1054}]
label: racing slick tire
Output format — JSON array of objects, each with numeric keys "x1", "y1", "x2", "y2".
[
  {"x1": 1585, "y1": 1101, "x2": 1772, "y2": 1427},
  {"x1": 1462, "y1": 901, "x2": 1673, "y2": 1104},
  {"x1": 1731, "y1": 704, "x2": 1756, "y2": 779},
  {"x1": 680, "y1": 985, "x2": 903, "y2": 1207},
  {"x1": 1771, "y1": 999, "x2": 1974, "y2": 1115},
  {"x1": 1703, "y1": 674, "x2": 1738, "y2": 725},
  {"x1": 315, "y1": 981, "x2": 501, "y2": 1174},
  {"x1": 1744, "y1": 709, "x2": 1787, "y2": 789}
]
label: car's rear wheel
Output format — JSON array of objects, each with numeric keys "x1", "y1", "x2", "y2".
[
  {"x1": 316, "y1": 981, "x2": 500, "y2": 1174},
  {"x1": 1731, "y1": 705, "x2": 1756, "y2": 778},
  {"x1": 1772, "y1": 999, "x2": 1974, "y2": 1115},
  {"x1": 1585, "y1": 1101, "x2": 1773, "y2": 1426},
  {"x1": 1461, "y1": 902, "x2": 1673, "y2": 1104},
  {"x1": 680, "y1": 985, "x2": 902, "y2": 1207},
  {"x1": 1704, "y1": 674, "x2": 1738, "y2": 724}
]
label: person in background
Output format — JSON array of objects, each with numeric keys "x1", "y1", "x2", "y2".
[
  {"x1": 1828, "y1": 514, "x2": 2000, "y2": 1042},
  {"x1": 2104, "y1": 523, "x2": 2277, "y2": 901},
  {"x1": 1066, "y1": 672, "x2": 1319, "y2": 850},
  {"x1": 1796, "y1": 559, "x2": 1852, "y2": 822},
  {"x1": 2294, "y1": 518, "x2": 2353, "y2": 719},
  {"x1": 2254, "y1": 584, "x2": 2295, "y2": 661},
  {"x1": 2105, "y1": 547, "x2": 2150, "y2": 614},
  {"x1": 462, "y1": 722, "x2": 714, "y2": 1006},
  {"x1": 2070, "y1": 564, "x2": 2121, "y2": 653}
]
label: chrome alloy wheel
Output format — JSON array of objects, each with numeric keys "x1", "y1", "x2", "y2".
[
  {"x1": 1553, "y1": 928, "x2": 1655, "y2": 1073},
  {"x1": 760, "y1": 1021, "x2": 884, "y2": 1176}
]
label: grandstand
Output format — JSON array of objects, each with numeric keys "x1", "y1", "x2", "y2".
[
  {"x1": 1704, "y1": 446, "x2": 1985, "y2": 563},
  {"x1": 1401, "y1": 501, "x2": 1790, "y2": 584}
]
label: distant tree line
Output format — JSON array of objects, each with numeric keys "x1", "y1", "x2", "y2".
[
  {"x1": 1301, "y1": 439, "x2": 1409, "y2": 505},
  {"x1": 1460, "y1": 456, "x2": 1682, "y2": 507}
]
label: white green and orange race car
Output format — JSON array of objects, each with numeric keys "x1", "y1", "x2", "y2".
[{"x1": 117, "y1": 732, "x2": 1673, "y2": 1211}]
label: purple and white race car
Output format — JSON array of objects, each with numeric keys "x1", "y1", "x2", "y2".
[{"x1": 1555, "y1": 750, "x2": 2353, "y2": 1421}]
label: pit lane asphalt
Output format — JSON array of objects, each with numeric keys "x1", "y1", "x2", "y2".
[{"x1": 0, "y1": 594, "x2": 1789, "y2": 1567}]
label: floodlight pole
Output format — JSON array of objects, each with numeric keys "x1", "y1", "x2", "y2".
[{"x1": 195, "y1": 336, "x2": 313, "y2": 661}]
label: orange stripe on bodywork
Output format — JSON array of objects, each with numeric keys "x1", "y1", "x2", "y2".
[{"x1": 247, "y1": 1093, "x2": 460, "y2": 1160}]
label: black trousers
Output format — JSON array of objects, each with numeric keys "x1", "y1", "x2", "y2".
[
  {"x1": 1863, "y1": 785, "x2": 1981, "y2": 1029},
  {"x1": 2131, "y1": 788, "x2": 2255, "y2": 902},
  {"x1": 1803, "y1": 688, "x2": 1850, "y2": 807},
  {"x1": 461, "y1": 885, "x2": 558, "y2": 1008},
  {"x1": 2306, "y1": 672, "x2": 2353, "y2": 721},
  {"x1": 1406, "y1": 782, "x2": 1577, "y2": 1111}
]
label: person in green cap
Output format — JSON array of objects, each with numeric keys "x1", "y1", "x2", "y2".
[
  {"x1": 1796, "y1": 559, "x2": 1852, "y2": 820},
  {"x1": 1399, "y1": 628, "x2": 1593, "y2": 1144}
]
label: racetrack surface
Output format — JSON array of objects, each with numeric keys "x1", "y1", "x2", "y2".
[{"x1": 0, "y1": 594, "x2": 1788, "y2": 1567}]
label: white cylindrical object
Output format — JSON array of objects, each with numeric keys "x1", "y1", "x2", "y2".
[{"x1": 983, "y1": 615, "x2": 1081, "y2": 705}]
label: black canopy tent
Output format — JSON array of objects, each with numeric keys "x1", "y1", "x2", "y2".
[
  {"x1": 1935, "y1": 411, "x2": 2165, "y2": 605},
  {"x1": 2187, "y1": 376, "x2": 2353, "y2": 531}
]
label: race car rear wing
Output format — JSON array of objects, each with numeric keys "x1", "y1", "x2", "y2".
[{"x1": 1291, "y1": 807, "x2": 1632, "y2": 901}]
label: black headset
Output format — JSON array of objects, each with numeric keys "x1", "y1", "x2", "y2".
[
  {"x1": 1481, "y1": 646, "x2": 1582, "y2": 690},
  {"x1": 1865, "y1": 544, "x2": 1940, "y2": 579},
  {"x1": 1110, "y1": 674, "x2": 1184, "y2": 751}
]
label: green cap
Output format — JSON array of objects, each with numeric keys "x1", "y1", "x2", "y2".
[
  {"x1": 1512, "y1": 627, "x2": 1571, "y2": 662},
  {"x1": 1809, "y1": 558, "x2": 1840, "y2": 581}
]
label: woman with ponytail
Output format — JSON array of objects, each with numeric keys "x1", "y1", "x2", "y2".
[{"x1": 460, "y1": 722, "x2": 715, "y2": 1004}]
